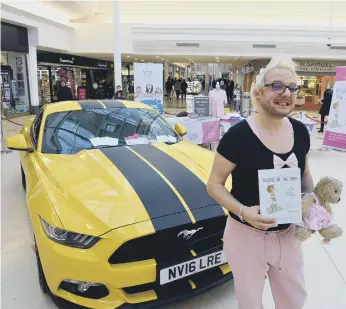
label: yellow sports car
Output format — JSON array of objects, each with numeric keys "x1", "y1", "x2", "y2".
[{"x1": 6, "y1": 100, "x2": 232, "y2": 309}]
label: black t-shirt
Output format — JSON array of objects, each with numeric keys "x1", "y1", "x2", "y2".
[{"x1": 217, "y1": 117, "x2": 310, "y2": 231}]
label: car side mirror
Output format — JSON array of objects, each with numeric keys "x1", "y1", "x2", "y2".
[
  {"x1": 6, "y1": 134, "x2": 34, "y2": 152},
  {"x1": 175, "y1": 123, "x2": 187, "y2": 136}
]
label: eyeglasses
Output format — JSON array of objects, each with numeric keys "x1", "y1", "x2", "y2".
[{"x1": 264, "y1": 82, "x2": 300, "y2": 95}]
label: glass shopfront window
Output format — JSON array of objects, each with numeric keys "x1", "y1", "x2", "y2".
[
  {"x1": 121, "y1": 62, "x2": 134, "y2": 97},
  {"x1": 297, "y1": 75, "x2": 336, "y2": 110},
  {"x1": 1, "y1": 52, "x2": 30, "y2": 117},
  {"x1": 37, "y1": 51, "x2": 115, "y2": 104}
]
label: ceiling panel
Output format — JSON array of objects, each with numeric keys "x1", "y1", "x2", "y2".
[{"x1": 42, "y1": 1, "x2": 346, "y2": 29}]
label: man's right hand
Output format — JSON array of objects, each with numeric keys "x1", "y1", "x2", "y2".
[{"x1": 243, "y1": 206, "x2": 278, "y2": 230}]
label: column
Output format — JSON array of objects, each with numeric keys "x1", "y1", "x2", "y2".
[
  {"x1": 205, "y1": 63, "x2": 209, "y2": 94},
  {"x1": 27, "y1": 46, "x2": 39, "y2": 114},
  {"x1": 164, "y1": 61, "x2": 169, "y2": 84},
  {"x1": 27, "y1": 27, "x2": 40, "y2": 114},
  {"x1": 113, "y1": 0, "x2": 122, "y2": 89}
]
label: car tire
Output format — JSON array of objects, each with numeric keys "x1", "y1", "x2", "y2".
[
  {"x1": 21, "y1": 165, "x2": 26, "y2": 191},
  {"x1": 35, "y1": 241, "x2": 49, "y2": 294}
]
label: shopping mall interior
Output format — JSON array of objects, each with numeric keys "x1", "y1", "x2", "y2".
[{"x1": 1, "y1": 1, "x2": 346, "y2": 309}]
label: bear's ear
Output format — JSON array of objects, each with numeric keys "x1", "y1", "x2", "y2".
[{"x1": 314, "y1": 177, "x2": 331, "y2": 195}]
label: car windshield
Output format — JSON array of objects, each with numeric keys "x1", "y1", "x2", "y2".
[{"x1": 42, "y1": 108, "x2": 181, "y2": 154}]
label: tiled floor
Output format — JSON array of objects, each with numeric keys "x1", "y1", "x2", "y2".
[{"x1": 1, "y1": 111, "x2": 345, "y2": 309}]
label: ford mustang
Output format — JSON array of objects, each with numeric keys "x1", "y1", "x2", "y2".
[{"x1": 6, "y1": 99, "x2": 233, "y2": 309}]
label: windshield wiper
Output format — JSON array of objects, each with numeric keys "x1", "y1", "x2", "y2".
[{"x1": 92, "y1": 144, "x2": 124, "y2": 149}]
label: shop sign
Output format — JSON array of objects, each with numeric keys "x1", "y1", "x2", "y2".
[
  {"x1": 97, "y1": 62, "x2": 108, "y2": 68},
  {"x1": 297, "y1": 61, "x2": 336, "y2": 73},
  {"x1": 37, "y1": 50, "x2": 113, "y2": 69},
  {"x1": 59, "y1": 57, "x2": 74, "y2": 65}
]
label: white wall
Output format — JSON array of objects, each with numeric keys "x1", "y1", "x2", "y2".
[{"x1": 71, "y1": 23, "x2": 133, "y2": 54}]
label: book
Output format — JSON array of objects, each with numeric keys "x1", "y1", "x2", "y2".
[{"x1": 258, "y1": 168, "x2": 302, "y2": 224}]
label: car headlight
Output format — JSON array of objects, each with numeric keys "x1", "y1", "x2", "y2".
[{"x1": 40, "y1": 218, "x2": 100, "y2": 249}]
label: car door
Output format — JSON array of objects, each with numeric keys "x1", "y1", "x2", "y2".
[{"x1": 21, "y1": 108, "x2": 44, "y2": 193}]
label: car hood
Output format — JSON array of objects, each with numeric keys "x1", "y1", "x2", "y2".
[{"x1": 37, "y1": 141, "x2": 229, "y2": 236}]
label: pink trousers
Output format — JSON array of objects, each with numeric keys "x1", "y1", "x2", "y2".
[{"x1": 223, "y1": 216, "x2": 307, "y2": 309}]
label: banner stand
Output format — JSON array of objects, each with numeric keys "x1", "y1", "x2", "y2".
[
  {"x1": 134, "y1": 63, "x2": 164, "y2": 115},
  {"x1": 322, "y1": 66, "x2": 346, "y2": 152}
]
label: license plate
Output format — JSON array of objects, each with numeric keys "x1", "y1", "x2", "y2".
[{"x1": 160, "y1": 250, "x2": 227, "y2": 285}]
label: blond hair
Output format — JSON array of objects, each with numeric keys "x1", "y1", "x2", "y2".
[{"x1": 250, "y1": 56, "x2": 299, "y2": 104}]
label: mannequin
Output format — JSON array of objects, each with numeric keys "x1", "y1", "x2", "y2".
[{"x1": 209, "y1": 82, "x2": 227, "y2": 118}]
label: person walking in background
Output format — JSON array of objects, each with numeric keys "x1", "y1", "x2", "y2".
[
  {"x1": 226, "y1": 80, "x2": 234, "y2": 108},
  {"x1": 212, "y1": 79, "x2": 216, "y2": 89},
  {"x1": 220, "y1": 80, "x2": 225, "y2": 90},
  {"x1": 207, "y1": 56, "x2": 313, "y2": 309},
  {"x1": 318, "y1": 88, "x2": 333, "y2": 133},
  {"x1": 175, "y1": 79, "x2": 181, "y2": 100},
  {"x1": 165, "y1": 77, "x2": 173, "y2": 101},
  {"x1": 56, "y1": 79, "x2": 73, "y2": 102},
  {"x1": 181, "y1": 79, "x2": 188, "y2": 100}
]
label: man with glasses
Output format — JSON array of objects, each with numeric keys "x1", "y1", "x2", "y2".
[{"x1": 207, "y1": 56, "x2": 313, "y2": 309}]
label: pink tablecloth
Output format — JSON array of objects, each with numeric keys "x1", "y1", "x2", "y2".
[{"x1": 166, "y1": 117, "x2": 221, "y2": 144}]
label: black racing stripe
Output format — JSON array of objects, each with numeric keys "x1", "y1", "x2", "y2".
[
  {"x1": 100, "y1": 147, "x2": 192, "y2": 231},
  {"x1": 131, "y1": 145, "x2": 225, "y2": 221},
  {"x1": 77, "y1": 100, "x2": 104, "y2": 109},
  {"x1": 101, "y1": 100, "x2": 126, "y2": 108}
]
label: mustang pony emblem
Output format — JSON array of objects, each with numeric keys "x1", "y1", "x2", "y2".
[{"x1": 177, "y1": 227, "x2": 204, "y2": 240}]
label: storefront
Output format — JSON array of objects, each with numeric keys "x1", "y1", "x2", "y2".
[
  {"x1": 37, "y1": 50, "x2": 114, "y2": 105},
  {"x1": 1, "y1": 22, "x2": 31, "y2": 118},
  {"x1": 295, "y1": 60, "x2": 346, "y2": 111},
  {"x1": 121, "y1": 62, "x2": 134, "y2": 96}
]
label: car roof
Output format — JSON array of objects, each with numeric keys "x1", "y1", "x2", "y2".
[{"x1": 44, "y1": 100, "x2": 154, "y2": 115}]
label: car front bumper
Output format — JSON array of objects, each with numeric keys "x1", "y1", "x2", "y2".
[{"x1": 35, "y1": 217, "x2": 232, "y2": 309}]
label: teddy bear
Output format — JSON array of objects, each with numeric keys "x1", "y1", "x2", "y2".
[{"x1": 295, "y1": 176, "x2": 343, "y2": 242}]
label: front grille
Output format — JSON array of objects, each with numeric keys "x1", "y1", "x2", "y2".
[
  {"x1": 109, "y1": 215, "x2": 227, "y2": 265},
  {"x1": 123, "y1": 264, "x2": 226, "y2": 295},
  {"x1": 122, "y1": 267, "x2": 233, "y2": 309}
]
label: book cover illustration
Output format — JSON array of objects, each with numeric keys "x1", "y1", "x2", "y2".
[
  {"x1": 258, "y1": 168, "x2": 302, "y2": 224},
  {"x1": 266, "y1": 184, "x2": 284, "y2": 214}
]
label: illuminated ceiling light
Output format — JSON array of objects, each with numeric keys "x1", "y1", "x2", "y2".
[
  {"x1": 141, "y1": 60, "x2": 144, "y2": 62},
  {"x1": 134, "y1": 58, "x2": 138, "y2": 60},
  {"x1": 252, "y1": 44, "x2": 276, "y2": 49},
  {"x1": 161, "y1": 58, "x2": 165, "y2": 60},
  {"x1": 176, "y1": 43, "x2": 199, "y2": 47},
  {"x1": 156, "y1": 56, "x2": 159, "y2": 58},
  {"x1": 126, "y1": 56, "x2": 130, "y2": 58}
]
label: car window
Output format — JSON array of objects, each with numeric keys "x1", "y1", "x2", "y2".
[
  {"x1": 31, "y1": 109, "x2": 43, "y2": 149},
  {"x1": 41, "y1": 108, "x2": 181, "y2": 154}
]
